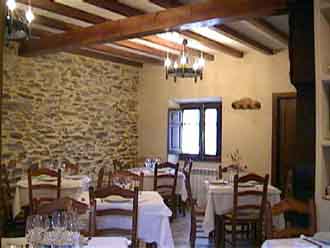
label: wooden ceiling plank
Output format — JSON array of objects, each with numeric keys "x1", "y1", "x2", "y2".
[
  {"x1": 31, "y1": 28, "x2": 143, "y2": 67},
  {"x1": 149, "y1": 0, "x2": 245, "y2": 58},
  {"x1": 149, "y1": 0, "x2": 181, "y2": 8},
  {"x1": 246, "y1": 18, "x2": 289, "y2": 46},
  {"x1": 19, "y1": 0, "x2": 288, "y2": 56},
  {"x1": 90, "y1": 44, "x2": 163, "y2": 65},
  {"x1": 71, "y1": 48, "x2": 143, "y2": 67},
  {"x1": 17, "y1": 0, "x2": 106, "y2": 24},
  {"x1": 213, "y1": 25, "x2": 274, "y2": 55},
  {"x1": 83, "y1": 0, "x2": 214, "y2": 60},
  {"x1": 32, "y1": 15, "x2": 163, "y2": 64},
  {"x1": 142, "y1": 35, "x2": 215, "y2": 61},
  {"x1": 181, "y1": 31, "x2": 244, "y2": 58},
  {"x1": 83, "y1": 0, "x2": 145, "y2": 16}
]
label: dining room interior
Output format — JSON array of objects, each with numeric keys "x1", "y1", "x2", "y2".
[{"x1": 1, "y1": 0, "x2": 330, "y2": 247}]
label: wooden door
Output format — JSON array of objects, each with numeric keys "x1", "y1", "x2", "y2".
[{"x1": 272, "y1": 93, "x2": 297, "y2": 194}]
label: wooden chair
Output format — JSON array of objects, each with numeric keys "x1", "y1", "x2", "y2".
[
  {"x1": 113, "y1": 159, "x2": 122, "y2": 172},
  {"x1": 265, "y1": 197, "x2": 316, "y2": 239},
  {"x1": 89, "y1": 186, "x2": 139, "y2": 248},
  {"x1": 97, "y1": 166, "x2": 106, "y2": 189},
  {"x1": 222, "y1": 173, "x2": 269, "y2": 247},
  {"x1": 0, "y1": 164, "x2": 11, "y2": 221},
  {"x1": 37, "y1": 197, "x2": 89, "y2": 215},
  {"x1": 28, "y1": 168, "x2": 61, "y2": 214},
  {"x1": 0, "y1": 164, "x2": 26, "y2": 237},
  {"x1": 217, "y1": 164, "x2": 223, "y2": 180},
  {"x1": 180, "y1": 159, "x2": 193, "y2": 216},
  {"x1": 183, "y1": 169, "x2": 208, "y2": 247},
  {"x1": 109, "y1": 170, "x2": 144, "y2": 190},
  {"x1": 153, "y1": 162, "x2": 179, "y2": 219}
]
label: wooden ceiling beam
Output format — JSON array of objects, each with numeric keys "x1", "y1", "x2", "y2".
[
  {"x1": 83, "y1": 0, "x2": 214, "y2": 60},
  {"x1": 181, "y1": 31, "x2": 244, "y2": 58},
  {"x1": 71, "y1": 48, "x2": 143, "y2": 67},
  {"x1": 246, "y1": 18, "x2": 289, "y2": 46},
  {"x1": 19, "y1": 0, "x2": 288, "y2": 56},
  {"x1": 30, "y1": 27, "x2": 144, "y2": 67},
  {"x1": 149, "y1": 0, "x2": 181, "y2": 8},
  {"x1": 83, "y1": 0, "x2": 145, "y2": 16},
  {"x1": 142, "y1": 35, "x2": 215, "y2": 61},
  {"x1": 116, "y1": 40, "x2": 177, "y2": 60},
  {"x1": 148, "y1": 0, "x2": 241, "y2": 58},
  {"x1": 17, "y1": 0, "x2": 106, "y2": 24},
  {"x1": 213, "y1": 25, "x2": 274, "y2": 55},
  {"x1": 151, "y1": 0, "x2": 278, "y2": 56},
  {"x1": 34, "y1": 15, "x2": 163, "y2": 64},
  {"x1": 89, "y1": 44, "x2": 163, "y2": 65}
]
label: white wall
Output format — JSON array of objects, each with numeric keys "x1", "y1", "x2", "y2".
[{"x1": 138, "y1": 50, "x2": 295, "y2": 175}]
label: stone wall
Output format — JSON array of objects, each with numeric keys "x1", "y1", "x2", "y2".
[{"x1": 2, "y1": 44, "x2": 140, "y2": 183}]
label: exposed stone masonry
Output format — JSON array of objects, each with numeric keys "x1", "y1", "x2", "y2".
[{"x1": 2, "y1": 44, "x2": 140, "y2": 183}]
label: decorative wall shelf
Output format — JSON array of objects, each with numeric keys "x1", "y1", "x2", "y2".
[{"x1": 322, "y1": 139, "x2": 330, "y2": 147}]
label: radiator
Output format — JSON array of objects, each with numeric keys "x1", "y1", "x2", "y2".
[{"x1": 190, "y1": 167, "x2": 217, "y2": 207}]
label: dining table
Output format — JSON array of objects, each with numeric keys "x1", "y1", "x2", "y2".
[
  {"x1": 201, "y1": 180, "x2": 284, "y2": 247},
  {"x1": 1, "y1": 237, "x2": 129, "y2": 248},
  {"x1": 78, "y1": 190, "x2": 175, "y2": 248},
  {"x1": 13, "y1": 175, "x2": 90, "y2": 217},
  {"x1": 262, "y1": 238, "x2": 326, "y2": 248},
  {"x1": 129, "y1": 167, "x2": 188, "y2": 201}
]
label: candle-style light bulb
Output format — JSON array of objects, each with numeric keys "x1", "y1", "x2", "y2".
[
  {"x1": 6, "y1": 0, "x2": 16, "y2": 11},
  {"x1": 174, "y1": 61, "x2": 178, "y2": 69},
  {"x1": 25, "y1": 7, "x2": 34, "y2": 24}
]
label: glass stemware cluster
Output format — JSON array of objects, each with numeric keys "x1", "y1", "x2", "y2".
[
  {"x1": 26, "y1": 211, "x2": 80, "y2": 247},
  {"x1": 144, "y1": 158, "x2": 161, "y2": 170}
]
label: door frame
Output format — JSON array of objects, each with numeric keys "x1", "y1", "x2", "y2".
[{"x1": 272, "y1": 92, "x2": 296, "y2": 186}]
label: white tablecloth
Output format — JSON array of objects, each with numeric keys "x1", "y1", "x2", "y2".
[
  {"x1": 203, "y1": 183, "x2": 284, "y2": 233},
  {"x1": 1, "y1": 237, "x2": 129, "y2": 248},
  {"x1": 262, "y1": 238, "x2": 328, "y2": 248},
  {"x1": 13, "y1": 176, "x2": 90, "y2": 217},
  {"x1": 130, "y1": 167, "x2": 187, "y2": 201},
  {"x1": 80, "y1": 191, "x2": 174, "y2": 248}
]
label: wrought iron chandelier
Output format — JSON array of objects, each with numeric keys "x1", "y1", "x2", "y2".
[
  {"x1": 164, "y1": 39, "x2": 205, "y2": 83},
  {"x1": 5, "y1": 0, "x2": 34, "y2": 43}
]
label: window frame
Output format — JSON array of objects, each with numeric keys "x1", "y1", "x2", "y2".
[{"x1": 170, "y1": 102, "x2": 222, "y2": 162}]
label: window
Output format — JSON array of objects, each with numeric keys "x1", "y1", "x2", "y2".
[{"x1": 168, "y1": 102, "x2": 222, "y2": 161}]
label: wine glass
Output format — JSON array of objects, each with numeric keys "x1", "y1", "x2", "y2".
[
  {"x1": 25, "y1": 215, "x2": 34, "y2": 247},
  {"x1": 67, "y1": 211, "x2": 80, "y2": 246}
]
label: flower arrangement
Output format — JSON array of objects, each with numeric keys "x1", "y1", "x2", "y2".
[{"x1": 224, "y1": 149, "x2": 247, "y2": 173}]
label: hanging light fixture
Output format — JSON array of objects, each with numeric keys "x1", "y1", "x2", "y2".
[
  {"x1": 5, "y1": 0, "x2": 34, "y2": 43},
  {"x1": 164, "y1": 39, "x2": 205, "y2": 83}
]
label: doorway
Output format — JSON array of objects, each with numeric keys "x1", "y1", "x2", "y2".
[{"x1": 272, "y1": 92, "x2": 297, "y2": 195}]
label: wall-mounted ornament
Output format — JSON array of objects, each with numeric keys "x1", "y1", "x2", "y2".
[{"x1": 232, "y1": 97, "x2": 261, "y2": 110}]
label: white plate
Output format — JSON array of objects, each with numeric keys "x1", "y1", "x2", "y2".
[
  {"x1": 64, "y1": 175, "x2": 84, "y2": 180},
  {"x1": 37, "y1": 176, "x2": 57, "y2": 182},
  {"x1": 314, "y1": 232, "x2": 330, "y2": 245},
  {"x1": 210, "y1": 180, "x2": 228, "y2": 185},
  {"x1": 238, "y1": 182, "x2": 254, "y2": 188}
]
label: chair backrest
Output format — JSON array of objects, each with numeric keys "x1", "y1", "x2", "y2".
[
  {"x1": 0, "y1": 164, "x2": 11, "y2": 219},
  {"x1": 65, "y1": 163, "x2": 80, "y2": 175},
  {"x1": 97, "y1": 166, "x2": 106, "y2": 189},
  {"x1": 233, "y1": 173, "x2": 269, "y2": 223},
  {"x1": 36, "y1": 197, "x2": 89, "y2": 215},
  {"x1": 183, "y1": 159, "x2": 193, "y2": 177},
  {"x1": 218, "y1": 165, "x2": 223, "y2": 180},
  {"x1": 153, "y1": 162, "x2": 179, "y2": 198},
  {"x1": 113, "y1": 159, "x2": 121, "y2": 172},
  {"x1": 265, "y1": 197, "x2": 316, "y2": 239},
  {"x1": 109, "y1": 170, "x2": 144, "y2": 190},
  {"x1": 28, "y1": 168, "x2": 61, "y2": 214},
  {"x1": 89, "y1": 186, "x2": 139, "y2": 248}
]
